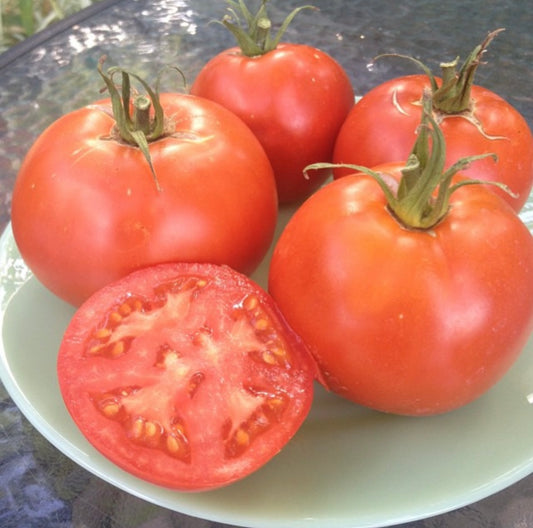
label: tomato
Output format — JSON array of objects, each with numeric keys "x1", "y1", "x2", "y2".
[
  {"x1": 333, "y1": 40, "x2": 533, "y2": 212},
  {"x1": 269, "y1": 108, "x2": 533, "y2": 415},
  {"x1": 190, "y1": 2, "x2": 354, "y2": 204},
  {"x1": 57, "y1": 262, "x2": 316, "y2": 491},
  {"x1": 11, "y1": 87, "x2": 277, "y2": 307}
]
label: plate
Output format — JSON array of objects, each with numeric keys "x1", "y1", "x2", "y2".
[{"x1": 2, "y1": 201, "x2": 533, "y2": 528}]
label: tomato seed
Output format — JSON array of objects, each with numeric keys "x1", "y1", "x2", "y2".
[
  {"x1": 102, "y1": 402, "x2": 120, "y2": 418},
  {"x1": 267, "y1": 398, "x2": 284, "y2": 408},
  {"x1": 145, "y1": 421, "x2": 158, "y2": 437},
  {"x1": 263, "y1": 398, "x2": 287, "y2": 421},
  {"x1": 119, "y1": 302, "x2": 133, "y2": 316},
  {"x1": 254, "y1": 318, "x2": 269, "y2": 331},
  {"x1": 131, "y1": 418, "x2": 144, "y2": 439},
  {"x1": 271, "y1": 345, "x2": 286, "y2": 357},
  {"x1": 167, "y1": 421, "x2": 191, "y2": 462},
  {"x1": 226, "y1": 422, "x2": 257, "y2": 458},
  {"x1": 108, "y1": 311, "x2": 122, "y2": 325},
  {"x1": 88, "y1": 344, "x2": 105, "y2": 355},
  {"x1": 110, "y1": 341, "x2": 125, "y2": 357},
  {"x1": 235, "y1": 428, "x2": 250, "y2": 446},
  {"x1": 248, "y1": 349, "x2": 275, "y2": 366},
  {"x1": 262, "y1": 351, "x2": 277, "y2": 365},
  {"x1": 93, "y1": 328, "x2": 112, "y2": 339},
  {"x1": 243, "y1": 294, "x2": 259, "y2": 311},
  {"x1": 166, "y1": 435, "x2": 180, "y2": 454}
]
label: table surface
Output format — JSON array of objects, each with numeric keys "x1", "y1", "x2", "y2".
[{"x1": 1, "y1": 1, "x2": 533, "y2": 527}]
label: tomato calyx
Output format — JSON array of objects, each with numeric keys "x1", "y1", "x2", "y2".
[
  {"x1": 220, "y1": 0, "x2": 316, "y2": 57},
  {"x1": 97, "y1": 56, "x2": 187, "y2": 190},
  {"x1": 374, "y1": 28, "x2": 504, "y2": 115},
  {"x1": 308, "y1": 94, "x2": 510, "y2": 230}
]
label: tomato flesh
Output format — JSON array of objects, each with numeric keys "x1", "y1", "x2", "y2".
[{"x1": 57, "y1": 263, "x2": 315, "y2": 490}]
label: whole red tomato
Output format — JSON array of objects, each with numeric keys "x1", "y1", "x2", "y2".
[
  {"x1": 58, "y1": 262, "x2": 316, "y2": 490},
  {"x1": 190, "y1": 2, "x2": 354, "y2": 204},
  {"x1": 269, "y1": 108, "x2": 533, "y2": 416},
  {"x1": 333, "y1": 31, "x2": 533, "y2": 211},
  {"x1": 11, "y1": 65, "x2": 277, "y2": 306}
]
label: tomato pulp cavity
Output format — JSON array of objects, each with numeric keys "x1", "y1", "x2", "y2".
[{"x1": 57, "y1": 263, "x2": 316, "y2": 490}]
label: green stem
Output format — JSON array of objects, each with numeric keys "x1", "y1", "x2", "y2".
[
  {"x1": 133, "y1": 96, "x2": 152, "y2": 137},
  {"x1": 374, "y1": 28, "x2": 504, "y2": 115},
  {"x1": 97, "y1": 58, "x2": 187, "y2": 191},
  {"x1": 256, "y1": 17, "x2": 272, "y2": 51},
  {"x1": 305, "y1": 92, "x2": 504, "y2": 231},
  {"x1": 220, "y1": 0, "x2": 316, "y2": 57}
]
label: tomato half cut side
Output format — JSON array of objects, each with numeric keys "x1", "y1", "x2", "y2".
[{"x1": 57, "y1": 262, "x2": 316, "y2": 491}]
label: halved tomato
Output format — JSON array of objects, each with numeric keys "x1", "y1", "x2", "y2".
[{"x1": 57, "y1": 262, "x2": 316, "y2": 490}]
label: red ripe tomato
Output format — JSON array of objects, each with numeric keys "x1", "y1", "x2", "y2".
[
  {"x1": 333, "y1": 30, "x2": 533, "y2": 212},
  {"x1": 334, "y1": 73, "x2": 533, "y2": 211},
  {"x1": 57, "y1": 262, "x2": 316, "y2": 491},
  {"x1": 334, "y1": 74, "x2": 533, "y2": 212},
  {"x1": 268, "y1": 164, "x2": 533, "y2": 416},
  {"x1": 11, "y1": 92, "x2": 277, "y2": 306},
  {"x1": 191, "y1": 42, "x2": 354, "y2": 204}
]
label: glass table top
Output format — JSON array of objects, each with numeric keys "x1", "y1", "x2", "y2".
[{"x1": 1, "y1": 1, "x2": 532, "y2": 527}]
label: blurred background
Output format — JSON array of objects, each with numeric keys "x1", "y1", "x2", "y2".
[{"x1": 1, "y1": 0, "x2": 101, "y2": 52}]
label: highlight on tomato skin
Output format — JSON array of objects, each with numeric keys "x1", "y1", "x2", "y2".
[{"x1": 57, "y1": 262, "x2": 316, "y2": 491}]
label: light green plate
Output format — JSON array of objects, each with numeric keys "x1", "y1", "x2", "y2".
[{"x1": 2, "y1": 200, "x2": 533, "y2": 528}]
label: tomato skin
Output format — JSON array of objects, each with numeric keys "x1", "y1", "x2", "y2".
[
  {"x1": 333, "y1": 74, "x2": 533, "y2": 211},
  {"x1": 57, "y1": 262, "x2": 316, "y2": 491},
  {"x1": 268, "y1": 164, "x2": 533, "y2": 415},
  {"x1": 190, "y1": 43, "x2": 355, "y2": 204},
  {"x1": 11, "y1": 94, "x2": 278, "y2": 306}
]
